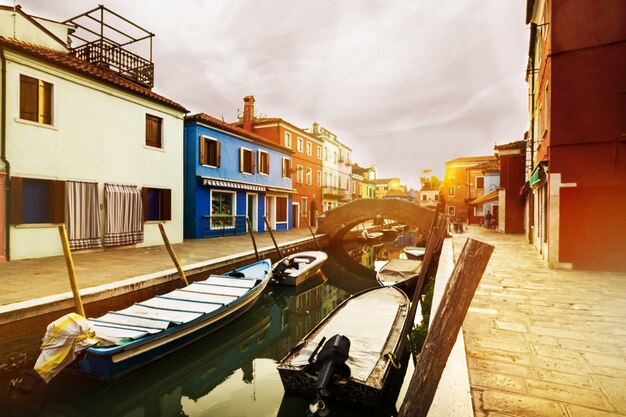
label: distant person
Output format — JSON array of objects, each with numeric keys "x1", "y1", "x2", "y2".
[{"x1": 484, "y1": 210, "x2": 493, "y2": 229}]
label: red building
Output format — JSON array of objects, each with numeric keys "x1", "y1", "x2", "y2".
[
  {"x1": 494, "y1": 141, "x2": 526, "y2": 234},
  {"x1": 526, "y1": 0, "x2": 626, "y2": 271},
  {"x1": 236, "y1": 96, "x2": 323, "y2": 227}
]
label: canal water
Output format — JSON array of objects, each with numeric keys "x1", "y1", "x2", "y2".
[{"x1": 2, "y1": 228, "x2": 425, "y2": 417}]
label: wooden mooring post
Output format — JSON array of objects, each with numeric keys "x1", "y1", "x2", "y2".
[{"x1": 398, "y1": 238, "x2": 494, "y2": 417}]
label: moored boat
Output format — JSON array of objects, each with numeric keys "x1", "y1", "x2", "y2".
[
  {"x1": 403, "y1": 246, "x2": 426, "y2": 260},
  {"x1": 271, "y1": 251, "x2": 328, "y2": 286},
  {"x1": 358, "y1": 229, "x2": 383, "y2": 244},
  {"x1": 277, "y1": 286, "x2": 410, "y2": 410},
  {"x1": 376, "y1": 259, "x2": 422, "y2": 291}
]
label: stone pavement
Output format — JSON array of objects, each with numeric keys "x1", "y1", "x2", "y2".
[
  {"x1": 453, "y1": 226, "x2": 626, "y2": 417},
  {"x1": 0, "y1": 228, "x2": 317, "y2": 306}
]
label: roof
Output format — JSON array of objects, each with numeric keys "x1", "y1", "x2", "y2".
[
  {"x1": 445, "y1": 155, "x2": 497, "y2": 166},
  {"x1": 0, "y1": 5, "x2": 67, "y2": 48},
  {"x1": 0, "y1": 36, "x2": 187, "y2": 112},
  {"x1": 495, "y1": 140, "x2": 526, "y2": 151},
  {"x1": 469, "y1": 190, "x2": 499, "y2": 205},
  {"x1": 234, "y1": 117, "x2": 323, "y2": 144},
  {"x1": 473, "y1": 160, "x2": 500, "y2": 172},
  {"x1": 375, "y1": 177, "x2": 401, "y2": 185},
  {"x1": 384, "y1": 189, "x2": 410, "y2": 198},
  {"x1": 186, "y1": 113, "x2": 294, "y2": 154}
]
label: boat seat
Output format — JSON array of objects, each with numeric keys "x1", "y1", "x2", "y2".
[{"x1": 293, "y1": 258, "x2": 311, "y2": 264}]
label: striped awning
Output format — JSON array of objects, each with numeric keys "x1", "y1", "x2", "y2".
[
  {"x1": 469, "y1": 189, "x2": 498, "y2": 205},
  {"x1": 199, "y1": 176, "x2": 265, "y2": 192},
  {"x1": 266, "y1": 186, "x2": 297, "y2": 194}
]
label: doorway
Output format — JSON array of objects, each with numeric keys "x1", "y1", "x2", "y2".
[
  {"x1": 246, "y1": 193, "x2": 257, "y2": 231},
  {"x1": 292, "y1": 202, "x2": 300, "y2": 228},
  {"x1": 265, "y1": 195, "x2": 275, "y2": 230}
]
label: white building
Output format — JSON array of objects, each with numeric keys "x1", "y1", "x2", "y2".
[{"x1": 0, "y1": 5, "x2": 186, "y2": 260}]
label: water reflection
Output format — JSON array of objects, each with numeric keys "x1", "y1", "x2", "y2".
[{"x1": 1, "y1": 228, "x2": 424, "y2": 417}]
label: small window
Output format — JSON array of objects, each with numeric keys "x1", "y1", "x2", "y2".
[
  {"x1": 447, "y1": 206, "x2": 456, "y2": 216},
  {"x1": 20, "y1": 74, "x2": 53, "y2": 125},
  {"x1": 240, "y1": 148, "x2": 254, "y2": 174},
  {"x1": 476, "y1": 176, "x2": 484, "y2": 189},
  {"x1": 200, "y1": 136, "x2": 220, "y2": 167},
  {"x1": 297, "y1": 137, "x2": 304, "y2": 153},
  {"x1": 306, "y1": 168, "x2": 312, "y2": 185},
  {"x1": 276, "y1": 197, "x2": 288, "y2": 223},
  {"x1": 282, "y1": 158, "x2": 292, "y2": 178},
  {"x1": 317, "y1": 170, "x2": 322, "y2": 187},
  {"x1": 10, "y1": 177, "x2": 64, "y2": 224},
  {"x1": 435, "y1": 194, "x2": 439, "y2": 201},
  {"x1": 142, "y1": 187, "x2": 171, "y2": 221},
  {"x1": 317, "y1": 146, "x2": 322, "y2": 159},
  {"x1": 301, "y1": 197, "x2": 308, "y2": 216},
  {"x1": 296, "y1": 165, "x2": 304, "y2": 184},
  {"x1": 146, "y1": 114, "x2": 163, "y2": 148},
  {"x1": 422, "y1": 194, "x2": 427, "y2": 201},
  {"x1": 306, "y1": 142, "x2": 312, "y2": 156},
  {"x1": 284, "y1": 132, "x2": 292, "y2": 148},
  {"x1": 448, "y1": 186, "x2": 455, "y2": 197},
  {"x1": 258, "y1": 150, "x2": 270, "y2": 175}
]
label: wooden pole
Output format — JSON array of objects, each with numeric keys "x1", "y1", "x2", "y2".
[
  {"x1": 263, "y1": 216, "x2": 284, "y2": 259},
  {"x1": 303, "y1": 216, "x2": 322, "y2": 251},
  {"x1": 58, "y1": 225, "x2": 85, "y2": 317},
  {"x1": 246, "y1": 217, "x2": 260, "y2": 261},
  {"x1": 398, "y1": 238, "x2": 494, "y2": 417},
  {"x1": 158, "y1": 223, "x2": 189, "y2": 286}
]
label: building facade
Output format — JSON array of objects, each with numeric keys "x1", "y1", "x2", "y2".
[
  {"x1": 235, "y1": 96, "x2": 323, "y2": 227},
  {"x1": 525, "y1": 0, "x2": 626, "y2": 270},
  {"x1": 0, "y1": 6, "x2": 186, "y2": 261},
  {"x1": 351, "y1": 163, "x2": 376, "y2": 199},
  {"x1": 184, "y1": 113, "x2": 294, "y2": 238},
  {"x1": 495, "y1": 140, "x2": 526, "y2": 234}
]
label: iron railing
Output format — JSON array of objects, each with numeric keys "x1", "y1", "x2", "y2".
[{"x1": 201, "y1": 215, "x2": 249, "y2": 238}]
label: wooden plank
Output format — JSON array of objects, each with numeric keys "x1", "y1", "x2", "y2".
[
  {"x1": 203, "y1": 276, "x2": 256, "y2": 289},
  {"x1": 139, "y1": 297, "x2": 222, "y2": 314},
  {"x1": 118, "y1": 304, "x2": 201, "y2": 324},
  {"x1": 162, "y1": 289, "x2": 235, "y2": 305},
  {"x1": 183, "y1": 283, "x2": 248, "y2": 297},
  {"x1": 398, "y1": 238, "x2": 494, "y2": 417}
]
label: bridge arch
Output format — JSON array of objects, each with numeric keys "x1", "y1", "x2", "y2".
[{"x1": 317, "y1": 198, "x2": 436, "y2": 242}]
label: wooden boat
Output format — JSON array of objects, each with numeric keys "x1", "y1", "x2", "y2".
[
  {"x1": 71, "y1": 259, "x2": 272, "y2": 380},
  {"x1": 392, "y1": 224, "x2": 407, "y2": 232},
  {"x1": 403, "y1": 246, "x2": 426, "y2": 260},
  {"x1": 358, "y1": 229, "x2": 383, "y2": 243},
  {"x1": 376, "y1": 259, "x2": 422, "y2": 291},
  {"x1": 271, "y1": 251, "x2": 328, "y2": 286},
  {"x1": 277, "y1": 286, "x2": 410, "y2": 409}
]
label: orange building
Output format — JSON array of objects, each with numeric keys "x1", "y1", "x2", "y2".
[{"x1": 236, "y1": 96, "x2": 323, "y2": 227}]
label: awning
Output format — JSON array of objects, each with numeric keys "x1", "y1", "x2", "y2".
[
  {"x1": 266, "y1": 186, "x2": 297, "y2": 194},
  {"x1": 199, "y1": 176, "x2": 265, "y2": 192},
  {"x1": 469, "y1": 190, "x2": 498, "y2": 205},
  {"x1": 529, "y1": 161, "x2": 548, "y2": 189}
]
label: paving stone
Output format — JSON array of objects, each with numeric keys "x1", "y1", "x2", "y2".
[
  {"x1": 566, "y1": 404, "x2": 623, "y2": 417},
  {"x1": 593, "y1": 375, "x2": 626, "y2": 414},
  {"x1": 481, "y1": 390, "x2": 567, "y2": 417},
  {"x1": 582, "y1": 352, "x2": 626, "y2": 371},
  {"x1": 526, "y1": 379, "x2": 612, "y2": 409},
  {"x1": 530, "y1": 368, "x2": 596, "y2": 389},
  {"x1": 469, "y1": 369, "x2": 527, "y2": 394},
  {"x1": 528, "y1": 325, "x2": 589, "y2": 341},
  {"x1": 467, "y1": 357, "x2": 532, "y2": 378}
]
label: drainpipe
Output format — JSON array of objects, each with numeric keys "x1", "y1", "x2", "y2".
[{"x1": 1, "y1": 45, "x2": 10, "y2": 261}]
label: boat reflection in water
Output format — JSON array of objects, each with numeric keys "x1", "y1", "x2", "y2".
[{"x1": 1, "y1": 227, "x2": 425, "y2": 417}]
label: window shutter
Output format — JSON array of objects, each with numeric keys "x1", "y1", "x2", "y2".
[
  {"x1": 199, "y1": 137, "x2": 206, "y2": 165},
  {"x1": 257, "y1": 150, "x2": 262, "y2": 173},
  {"x1": 40, "y1": 80, "x2": 53, "y2": 125},
  {"x1": 163, "y1": 189, "x2": 172, "y2": 220},
  {"x1": 240, "y1": 148, "x2": 244, "y2": 172},
  {"x1": 141, "y1": 187, "x2": 148, "y2": 221},
  {"x1": 216, "y1": 141, "x2": 221, "y2": 167},
  {"x1": 9, "y1": 176, "x2": 23, "y2": 225},
  {"x1": 51, "y1": 180, "x2": 65, "y2": 224},
  {"x1": 20, "y1": 75, "x2": 38, "y2": 122}
]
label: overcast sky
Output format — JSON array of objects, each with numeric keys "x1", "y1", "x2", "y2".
[{"x1": 13, "y1": 0, "x2": 529, "y2": 188}]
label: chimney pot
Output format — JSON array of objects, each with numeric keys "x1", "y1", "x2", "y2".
[{"x1": 243, "y1": 96, "x2": 255, "y2": 131}]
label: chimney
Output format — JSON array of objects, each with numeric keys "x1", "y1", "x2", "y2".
[
  {"x1": 312, "y1": 122, "x2": 319, "y2": 135},
  {"x1": 243, "y1": 95, "x2": 255, "y2": 131}
]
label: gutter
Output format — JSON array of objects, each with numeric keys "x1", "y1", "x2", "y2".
[{"x1": 0, "y1": 44, "x2": 10, "y2": 261}]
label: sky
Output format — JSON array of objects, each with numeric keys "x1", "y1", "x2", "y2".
[{"x1": 12, "y1": 0, "x2": 530, "y2": 189}]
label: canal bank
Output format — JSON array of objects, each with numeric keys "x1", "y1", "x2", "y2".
[{"x1": 0, "y1": 228, "x2": 326, "y2": 374}]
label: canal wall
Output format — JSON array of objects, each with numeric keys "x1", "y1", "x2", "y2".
[{"x1": 0, "y1": 235, "x2": 326, "y2": 376}]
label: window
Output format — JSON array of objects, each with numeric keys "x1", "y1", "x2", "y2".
[
  {"x1": 352, "y1": 181, "x2": 356, "y2": 193},
  {"x1": 333, "y1": 151, "x2": 337, "y2": 164},
  {"x1": 306, "y1": 167, "x2": 312, "y2": 185},
  {"x1": 306, "y1": 142, "x2": 312, "y2": 156},
  {"x1": 258, "y1": 150, "x2": 269, "y2": 175},
  {"x1": 297, "y1": 137, "x2": 304, "y2": 153},
  {"x1": 276, "y1": 196, "x2": 288, "y2": 223},
  {"x1": 240, "y1": 147, "x2": 254, "y2": 174},
  {"x1": 145, "y1": 114, "x2": 163, "y2": 148},
  {"x1": 20, "y1": 74, "x2": 53, "y2": 125},
  {"x1": 284, "y1": 132, "x2": 292, "y2": 148},
  {"x1": 476, "y1": 176, "x2": 484, "y2": 189},
  {"x1": 301, "y1": 197, "x2": 308, "y2": 216},
  {"x1": 282, "y1": 158, "x2": 292, "y2": 178},
  {"x1": 435, "y1": 194, "x2": 439, "y2": 201},
  {"x1": 317, "y1": 170, "x2": 322, "y2": 186},
  {"x1": 142, "y1": 187, "x2": 171, "y2": 221},
  {"x1": 422, "y1": 194, "x2": 427, "y2": 201},
  {"x1": 317, "y1": 146, "x2": 322, "y2": 159},
  {"x1": 324, "y1": 172, "x2": 328, "y2": 186},
  {"x1": 448, "y1": 186, "x2": 455, "y2": 197},
  {"x1": 324, "y1": 147, "x2": 328, "y2": 161},
  {"x1": 211, "y1": 190, "x2": 235, "y2": 228},
  {"x1": 447, "y1": 206, "x2": 456, "y2": 216},
  {"x1": 10, "y1": 177, "x2": 64, "y2": 224},
  {"x1": 296, "y1": 165, "x2": 304, "y2": 184},
  {"x1": 200, "y1": 136, "x2": 220, "y2": 167}
]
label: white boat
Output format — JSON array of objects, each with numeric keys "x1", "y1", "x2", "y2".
[
  {"x1": 376, "y1": 259, "x2": 422, "y2": 291},
  {"x1": 271, "y1": 251, "x2": 328, "y2": 286},
  {"x1": 358, "y1": 229, "x2": 383, "y2": 243},
  {"x1": 403, "y1": 246, "x2": 426, "y2": 260}
]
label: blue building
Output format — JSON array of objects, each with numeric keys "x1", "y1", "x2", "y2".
[{"x1": 184, "y1": 113, "x2": 295, "y2": 238}]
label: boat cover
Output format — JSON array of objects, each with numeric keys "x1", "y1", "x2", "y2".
[
  {"x1": 290, "y1": 288, "x2": 404, "y2": 382},
  {"x1": 378, "y1": 259, "x2": 422, "y2": 285},
  {"x1": 33, "y1": 313, "x2": 98, "y2": 382}
]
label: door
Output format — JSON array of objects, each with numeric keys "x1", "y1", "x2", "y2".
[
  {"x1": 292, "y1": 202, "x2": 300, "y2": 228},
  {"x1": 246, "y1": 193, "x2": 257, "y2": 231},
  {"x1": 265, "y1": 196, "x2": 275, "y2": 230}
]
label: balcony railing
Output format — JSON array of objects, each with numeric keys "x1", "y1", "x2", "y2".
[{"x1": 201, "y1": 215, "x2": 248, "y2": 238}]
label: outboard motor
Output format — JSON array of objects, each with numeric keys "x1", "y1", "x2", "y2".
[{"x1": 306, "y1": 334, "x2": 351, "y2": 416}]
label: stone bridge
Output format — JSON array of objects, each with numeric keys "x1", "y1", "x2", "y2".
[{"x1": 317, "y1": 198, "x2": 436, "y2": 242}]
